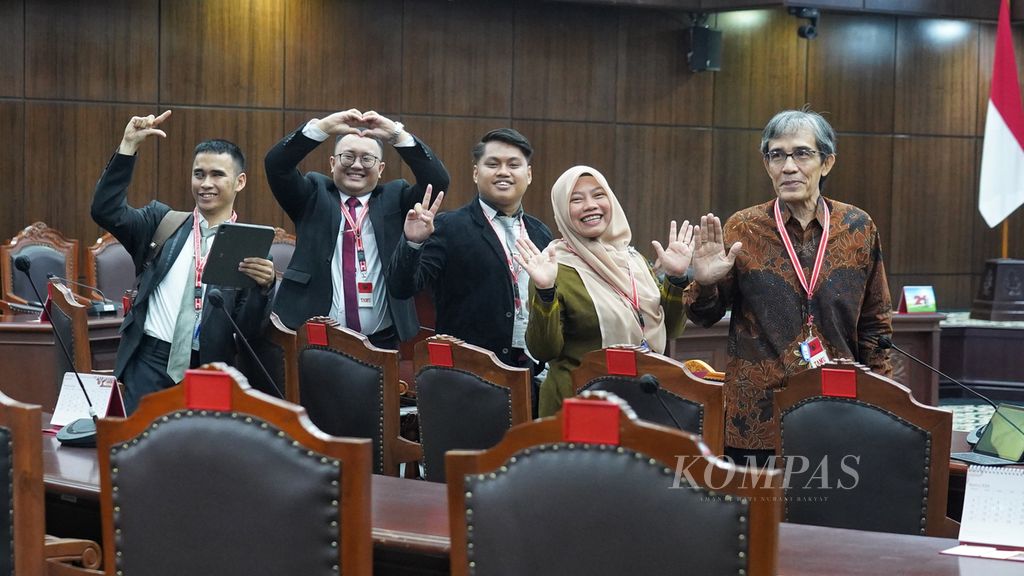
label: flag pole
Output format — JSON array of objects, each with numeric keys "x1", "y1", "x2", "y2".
[{"x1": 1003, "y1": 220, "x2": 1010, "y2": 259}]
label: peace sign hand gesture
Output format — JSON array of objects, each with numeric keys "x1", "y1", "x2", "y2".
[{"x1": 404, "y1": 184, "x2": 445, "y2": 243}]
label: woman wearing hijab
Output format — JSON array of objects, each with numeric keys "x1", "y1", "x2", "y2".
[{"x1": 515, "y1": 166, "x2": 695, "y2": 416}]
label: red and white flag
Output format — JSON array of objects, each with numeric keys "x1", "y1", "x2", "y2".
[{"x1": 980, "y1": 0, "x2": 1024, "y2": 227}]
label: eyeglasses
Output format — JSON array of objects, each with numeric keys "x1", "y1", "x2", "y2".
[
  {"x1": 335, "y1": 152, "x2": 380, "y2": 168},
  {"x1": 764, "y1": 147, "x2": 821, "y2": 167}
]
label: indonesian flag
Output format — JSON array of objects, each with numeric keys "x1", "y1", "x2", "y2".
[{"x1": 979, "y1": 0, "x2": 1024, "y2": 228}]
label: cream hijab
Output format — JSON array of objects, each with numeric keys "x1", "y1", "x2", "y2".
[{"x1": 550, "y1": 166, "x2": 667, "y2": 352}]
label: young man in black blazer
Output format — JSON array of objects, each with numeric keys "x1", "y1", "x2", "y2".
[
  {"x1": 265, "y1": 109, "x2": 449, "y2": 349},
  {"x1": 92, "y1": 110, "x2": 276, "y2": 413},
  {"x1": 388, "y1": 129, "x2": 552, "y2": 401}
]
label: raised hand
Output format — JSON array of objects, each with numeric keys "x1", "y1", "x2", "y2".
[
  {"x1": 514, "y1": 237, "x2": 558, "y2": 290},
  {"x1": 238, "y1": 257, "x2": 277, "y2": 289},
  {"x1": 119, "y1": 110, "x2": 172, "y2": 156},
  {"x1": 361, "y1": 110, "x2": 405, "y2": 144},
  {"x1": 651, "y1": 219, "x2": 695, "y2": 277},
  {"x1": 403, "y1": 184, "x2": 445, "y2": 243},
  {"x1": 315, "y1": 109, "x2": 364, "y2": 136},
  {"x1": 692, "y1": 213, "x2": 742, "y2": 286}
]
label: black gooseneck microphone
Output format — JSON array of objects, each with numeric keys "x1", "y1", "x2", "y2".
[
  {"x1": 45, "y1": 273, "x2": 117, "y2": 316},
  {"x1": 16, "y1": 256, "x2": 98, "y2": 447},
  {"x1": 206, "y1": 288, "x2": 284, "y2": 399},
  {"x1": 876, "y1": 335, "x2": 1024, "y2": 445},
  {"x1": 638, "y1": 374, "x2": 684, "y2": 431}
]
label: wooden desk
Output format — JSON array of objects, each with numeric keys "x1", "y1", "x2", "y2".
[
  {"x1": 0, "y1": 313, "x2": 121, "y2": 411},
  {"x1": 940, "y1": 312, "x2": 1024, "y2": 401},
  {"x1": 668, "y1": 313, "x2": 944, "y2": 405},
  {"x1": 41, "y1": 435, "x2": 1009, "y2": 575}
]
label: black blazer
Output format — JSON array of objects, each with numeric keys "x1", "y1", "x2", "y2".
[
  {"x1": 265, "y1": 124, "x2": 450, "y2": 338},
  {"x1": 90, "y1": 153, "x2": 271, "y2": 380},
  {"x1": 387, "y1": 199, "x2": 552, "y2": 365}
]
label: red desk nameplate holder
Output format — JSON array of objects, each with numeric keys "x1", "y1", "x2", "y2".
[
  {"x1": 306, "y1": 322, "x2": 329, "y2": 346},
  {"x1": 821, "y1": 368, "x2": 857, "y2": 399},
  {"x1": 427, "y1": 341, "x2": 454, "y2": 367},
  {"x1": 605, "y1": 348, "x2": 637, "y2": 377},
  {"x1": 184, "y1": 369, "x2": 233, "y2": 411},
  {"x1": 562, "y1": 398, "x2": 620, "y2": 445}
]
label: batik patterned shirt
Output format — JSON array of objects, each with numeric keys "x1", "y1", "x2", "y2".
[{"x1": 685, "y1": 197, "x2": 892, "y2": 450}]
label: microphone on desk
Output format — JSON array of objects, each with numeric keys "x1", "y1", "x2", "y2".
[
  {"x1": 45, "y1": 274, "x2": 117, "y2": 316},
  {"x1": 638, "y1": 374, "x2": 684, "y2": 431},
  {"x1": 875, "y1": 335, "x2": 1024, "y2": 446},
  {"x1": 15, "y1": 256, "x2": 97, "y2": 447},
  {"x1": 206, "y1": 288, "x2": 284, "y2": 399}
]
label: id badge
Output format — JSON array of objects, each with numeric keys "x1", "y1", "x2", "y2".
[
  {"x1": 357, "y1": 282, "x2": 374, "y2": 308},
  {"x1": 801, "y1": 336, "x2": 830, "y2": 368}
]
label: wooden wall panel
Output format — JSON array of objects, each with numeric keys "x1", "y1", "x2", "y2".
[
  {"x1": 24, "y1": 104, "x2": 160, "y2": 247},
  {"x1": 155, "y1": 109, "x2": 284, "y2": 229},
  {"x1": 283, "y1": 0, "x2": 403, "y2": 112},
  {"x1": 616, "y1": 8, "x2": 714, "y2": 126},
  {"x1": 511, "y1": 120, "x2": 617, "y2": 230},
  {"x1": 807, "y1": 13, "x2": 896, "y2": 134},
  {"x1": 824, "y1": 134, "x2": 894, "y2": 252},
  {"x1": 0, "y1": 102, "x2": 25, "y2": 243},
  {"x1": 710, "y1": 129, "x2": 768, "y2": 219},
  {"x1": 890, "y1": 137, "x2": 975, "y2": 274},
  {"x1": 888, "y1": 274, "x2": 974, "y2": 310},
  {"x1": 0, "y1": 0, "x2": 24, "y2": 98},
  {"x1": 402, "y1": 0, "x2": 514, "y2": 117},
  {"x1": 513, "y1": 4, "x2": 618, "y2": 121},
  {"x1": 714, "y1": 9, "x2": 808, "y2": 129},
  {"x1": 25, "y1": 0, "x2": 158, "y2": 102},
  {"x1": 613, "y1": 126, "x2": 712, "y2": 252},
  {"x1": 161, "y1": 0, "x2": 284, "y2": 107},
  {"x1": 894, "y1": 17, "x2": 979, "y2": 136}
]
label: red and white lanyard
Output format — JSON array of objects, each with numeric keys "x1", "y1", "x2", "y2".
[
  {"x1": 192, "y1": 208, "x2": 238, "y2": 311},
  {"x1": 492, "y1": 216, "x2": 526, "y2": 316},
  {"x1": 773, "y1": 198, "x2": 830, "y2": 332},
  {"x1": 341, "y1": 198, "x2": 371, "y2": 276}
]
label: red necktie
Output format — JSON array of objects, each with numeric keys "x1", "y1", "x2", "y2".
[{"x1": 343, "y1": 197, "x2": 362, "y2": 332}]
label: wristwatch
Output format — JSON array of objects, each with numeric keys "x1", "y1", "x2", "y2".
[{"x1": 389, "y1": 122, "x2": 405, "y2": 145}]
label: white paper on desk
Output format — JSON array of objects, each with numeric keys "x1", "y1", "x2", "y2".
[
  {"x1": 942, "y1": 545, "x2": 1024, "y2": 561},
  {"x1": 50, "y1": 373, "x2": 121, "y2": 427}
]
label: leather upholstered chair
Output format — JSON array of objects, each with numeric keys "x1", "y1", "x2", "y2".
[
  {"x1": 447, "y1": 392, "x2": 781, "y2": 576},
  {"x1": 0, "y1": 391, "x2": 101, "y2": 576},
  {"x1": 269, "y1": 227, "x2": 296, "y2": 279},
  {"x1": 83, "y1": 233, "x2": 134, "y2": 307},
  {"x1": 47, "y1": 280, "x2": 92, "y2": 391},
  {"x1": 235, "y1": 313, "x2": 298, "y2": 402},
  {"x1": 572, "y1": 347, "x2": 725, "y2": 454},
  {"x1": 297, "y1": 317, "x2": 420, "y2": 476},
  {"x1": 95, "y1": 364, "x2": 372, "y2": 576},
  {"x1": 775, "y1": 360, "x2": 958, "y2": 537},
  {"x1": 414, "y1": 335, "x2": 532, "y2": 483},
  {"x1": 1, "y1": 222, "x2": 78, "y2": 306}
]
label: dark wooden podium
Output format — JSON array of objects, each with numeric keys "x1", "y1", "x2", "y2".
[{"x1": 0, "y1": 313, "x2": 121, "y2": 412}]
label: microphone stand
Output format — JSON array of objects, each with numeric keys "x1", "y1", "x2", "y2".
[
  {"x1": 206, "y1": 288, "x2": 284, "y2": 399},
  {"x1": 638, "y1": 374, "x2": 684, "y2": 431}
]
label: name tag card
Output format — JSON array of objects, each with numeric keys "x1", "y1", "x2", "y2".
[
  {"x1": 50, "y1": 373, "x2": 125, "y2": 428},
  {"x1": 898, "y1": 286, "x2": 937, "y2": 313}
]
